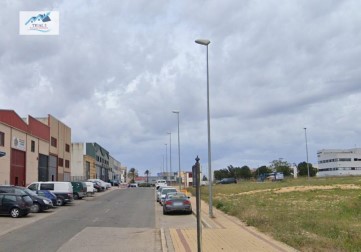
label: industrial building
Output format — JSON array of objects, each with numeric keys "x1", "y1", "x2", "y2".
[{"x1": 317, "y1": 148, "x2": 361, "y2": 177}]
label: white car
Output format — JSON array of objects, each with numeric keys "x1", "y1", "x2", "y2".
[
  {"x1": 84, "y1": 181, "x2": 96, "y2": 196},
  {"x1": 155, "y1": 180, "x2": 167, "y2": 190},
  {"x1": 159, "y1": 187, "x2": 177, "y2": 205},
  {"x1": 156, "y1": 185, "x2": 171, "y2": 202},
  {"x1": 87, "y1": 179, "x2": 108, "y2": 191}
]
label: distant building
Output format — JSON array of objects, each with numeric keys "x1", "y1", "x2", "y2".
[{"x1": 317, "y1": 148, "x2": 361, "y2": 177}]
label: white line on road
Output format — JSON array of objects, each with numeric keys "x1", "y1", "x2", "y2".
[{"x1": 105, "y1": 209, "x2": 110, "y2": 213}]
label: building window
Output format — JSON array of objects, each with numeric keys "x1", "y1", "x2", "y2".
[
  {"x1": 65, "y1": 144, "x2": 70, "y2": 152},
  {"x1": 51, "y1": 137, "x2": 57, "y2": 147},
  {"x1": 65, "y1": 160, "x2": 70, "y2": 168},
  {"x1": 58, "y1": 158, "x2": 64, "y2": 167},
  {"x1": 31, "y1": 140, "x2": 35, "y2": 152},
  {"x1": 0, "y1": 131, "x2": 4, "y2": 146}
]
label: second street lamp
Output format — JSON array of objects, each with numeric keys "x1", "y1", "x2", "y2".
[
  {"x1": 304, "y1": 128, "x2": 310, "y2": 178},
  {"x1": 172, "y1": 110, "x2": 181, "y2": 190},
  {"x1": 167, "y1": 132, "x2": 172, "y2": 184},
  {"x1": 165, "y1": 143, "x2": 168, "y2": 182},
  {"x1": 195, "y1": 38, "x2": 213, "y2": 218}
]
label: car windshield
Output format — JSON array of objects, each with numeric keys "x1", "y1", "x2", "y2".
[
  {"x1": 12, "y1": 188, "x2": 27, "y2": 195},
  {"x1": 167, "y1": 193, "x2": 186, "y2": 199},
  {"x1": 162, "y1": 188, "x2": 177, "y2": 194},
  {"x1": 24, "y1": 188, "x2": 37, "y2": 196}
]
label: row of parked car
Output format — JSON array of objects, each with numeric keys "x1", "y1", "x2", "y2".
[
  {"x1": 0, "y1": 179, "x2": 113, "y2": 218},
  {"x1": 155, "y1": 181, "x2": 193, "y2": 215}
]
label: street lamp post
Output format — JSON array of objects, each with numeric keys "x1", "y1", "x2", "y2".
[
  {"x1": 172, "y1": 111, "x2": 182, "y2": 190},
  {"x1": 165, "y1": 143, "x2": 168, "y2": 182},
  {"x1": 195, "y1": 38, "x2": 213, "y2": 218},
  {"x1": 167, "y1": 132, "x2": 172, "y2": 184},
  {"x1": 304, "y1": 128, "x2": 310, "y2": 178}
]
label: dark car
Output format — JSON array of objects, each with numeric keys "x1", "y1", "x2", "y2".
[
  {"x1": 35, "y1": 190, "x2": 57, "y2": 206},
  {"x1": 71, "y1": 182, "x2": 87, "y2": 199},
  {"x1": 0, "y1": 186, "x2": 53, "y2": 213},
  {"x1": 163, "y1": 192, "x2": 192, "y2": 215},
  {"x1": 0, "y1": 192, "x2": 33, "y2": 218},
  {"x1": 217, "y1": 178, "x2": 237, "y2": 184},
  {"x1": 92, "y1": 181, "x2": 104, "y2": 192},
  {"x1": 108, "y1": 179, "x2": 120, "y2": 186}
]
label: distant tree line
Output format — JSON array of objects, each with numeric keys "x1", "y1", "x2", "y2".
[{"x1": 214, "y1": 159, "x2": 317, "y2": 181}]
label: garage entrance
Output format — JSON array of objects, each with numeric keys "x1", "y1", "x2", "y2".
[{"x1": 10, "y1": 149, "x2": 26, "y2": 186}]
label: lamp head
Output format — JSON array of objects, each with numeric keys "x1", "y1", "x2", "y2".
[{"x1": 195, "y1": 39, "x2": 210, "y2": 46}]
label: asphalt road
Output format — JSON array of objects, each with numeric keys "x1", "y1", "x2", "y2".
[{"x1": 0, "y1": 188, "x2": 162, "y2": 252}]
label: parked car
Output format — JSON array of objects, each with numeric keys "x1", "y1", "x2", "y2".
[
  {"x1": 108, "y1": 179, "x2": 120, "y2": 186},
  {"x1": 91, "y1": 181, "x2": 104, "y2": 192},
  {"x1": 0, "y1": 185, "x2": 53, "y2": 213},
  {"x1": 84, "y1": 182, "x2": 96, "y2": 196},
  {"x1": 71, "y1": 182, "x2": 87, "y2": 200},
  {"x1": 159, "y1": 187, "x2": 178, "y2": 205},
  {"x1": 156, "y1": 185, "x2": 171, "y2": 202},
  {"x1": 105, "y1": 182, "x2": 112, "y2": 189},
  {"x1": 128, "y1": 183, "x2": 138, "y2": 188},
  {"x1": 87, "y1": 179, "x2": 108, "y2": 191},
  {"x1": 35, "y1": 190, "x2": 58, "y2": 206},
  {"x1": 0, "y1": 192, "x2": 33, "y2": 218},
  {"x1": 155, "y1": 180, "x2": 167, "y2": 190},
  {"x1": 216, "y1": 178, "x2": 237, "y2": 184},
  {"x1": 27, "y1": 182, "x2": 73, "y2": 206},
  {"x1": 163, "y1": 192, "x2": 192, "y2": 215}
]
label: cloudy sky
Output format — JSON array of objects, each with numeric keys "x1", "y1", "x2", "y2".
[{"x1": 1, "y1": 0, "x2": 361, "y2": 176}]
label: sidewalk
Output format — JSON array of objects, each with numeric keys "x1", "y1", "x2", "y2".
[{"x1": 167, "y1": 196, "x2": 298, "y2": 252}]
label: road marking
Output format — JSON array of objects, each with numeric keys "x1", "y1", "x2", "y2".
[{"x1": 105, "y1": 209, "x2": 110, "y2": 213}]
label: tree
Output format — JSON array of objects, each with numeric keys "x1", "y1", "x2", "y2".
[
  {"x1": 254, "y1": 165, "x2": 272, "y2": 178},
  {"x1": 128, "y1": 168, "x2": 138, "y2": 183},
  {"x1": 239, "y1": 166, "x2": 252, "y2": 179},
  {"x1": 270, "y1": 159, "x2": 292, "y2": 176},
  {"x1": 297, "y1": 162, "x2": 317, "y2": 177},
  {"x1": 227, "y1": 165, "x2": 236, "y2": 178},
  {"x1": 214, "y1": 168, "x2": 230, "y2": 180},
  {"x1": 144, "y1": 170, "x2": 150, "y2": 183}
]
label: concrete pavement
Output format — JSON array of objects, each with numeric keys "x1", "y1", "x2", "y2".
[{"x1": 164, "y1": 196, "x2": 298, "y2": 252}]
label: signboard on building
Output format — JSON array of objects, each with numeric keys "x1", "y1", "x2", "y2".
[
  {"x1": 0, "y1": 151, "x2": 5, "y2": 157},
  {"x1": 12, "y1": 136, "x2": 26, "y2": 151}
]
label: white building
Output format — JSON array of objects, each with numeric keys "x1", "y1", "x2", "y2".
[{"x1": 317, "y1": 148, "x2": 361, "y2": 177}]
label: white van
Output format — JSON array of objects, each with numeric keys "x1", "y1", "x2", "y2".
[
  {"x1": 155, "y1": 180, "x2": 167, "y2": 190},
  {"x1": 27, "y1": 181, "x2": 73, "y2": 206}
]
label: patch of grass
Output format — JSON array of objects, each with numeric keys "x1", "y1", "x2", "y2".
[{"x1": 189, "y1": 176, "x2": 361, "y2": 251}]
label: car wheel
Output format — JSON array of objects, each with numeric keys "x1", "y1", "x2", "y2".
[
  {"x1": 163, "y1": 208, "x2": 167, "y2": 215},
  {"x1": 73, "y1": 193, "x2": 79, "y2": 200},
  {"x1": 30, "y1": 203, "x2": 41, "y2": 213},
  {"x1": 10, "y1": 208, "x2": 21, "y2": 218},
  {"x1": 56, "y1": 197, "x2": 64, "y2": 206}
]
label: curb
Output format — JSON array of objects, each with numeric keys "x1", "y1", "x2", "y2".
[{"x1": 160, "y1": 228, "x2": 167, "y2": 252}]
